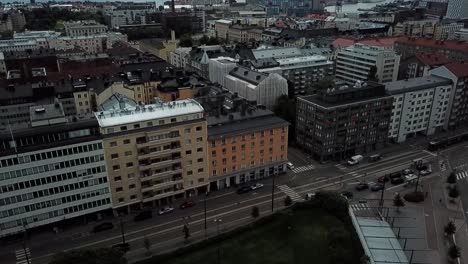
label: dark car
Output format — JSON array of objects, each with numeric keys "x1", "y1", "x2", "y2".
[
  {"x1": 134, "y1": 210, "x2": 152, "y2": 222},
  {"x1": 370, "y1": 183, "x2": 384, "y2": 192},
  {"x1": 417, "y1": 164, "x2": 428, "y2": 171},
  {"x1": 355, "y1": 183, "x2": 369, "y2": 191},
  {"x1": 341, "y1": 191, "x2": 353, "y2": 199},
  {"x1": 237, "y1": 186, "x2": 252, "y2": 194},
  {"x1": 402, "y1": 169, "x2": 414, "y2": 175},
  {"x1": 112, "y1": 243, "x2": 130, "y2": 252},
  {"x1": 93, "y1": 222, "x2": 114, "y2": 233},
  {"x1": 391, "y1": 177, "x2": 405, "y2": 185},
  {"x1": 369, "y1": 154, "x2": 382, "y2": 162},
  {"x1": 377, "y1": 175, "x2": 390, "y2": 183},
  {"x1": 389, "y1": 171, "x2": 402, "y2": 179},
  {"x1": 180, "y1": 200, "x2": 196, "y2": 209}
]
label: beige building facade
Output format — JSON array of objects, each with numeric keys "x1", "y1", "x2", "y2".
[{"x1": 96, "y1": 99, "x2": 209, "y2": 213}]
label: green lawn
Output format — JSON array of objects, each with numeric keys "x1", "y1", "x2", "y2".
[{"x1": 154, "y1": 207, "x2": 362, "y2": 264}]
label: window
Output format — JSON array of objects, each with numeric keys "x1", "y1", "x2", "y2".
[
  {"x1": 159, "y1": 120, "x2": 165, "y2": 125},
  {"x1": 196, "y1": 126, "x2": 202, "y2": 131},
  {"x1": 126, "y1": 162, "x2": 133, "y2": 168},
  {"x1": 241, "y1": 135, "x2": 246, "y2": 141},
  {"x1": 197, "y1": 158, "x2": 204, "y2": 162},
  {"x1": 129, "y1": 184, "x2": 136, "y2": 189},
  {"x1": 196, "y1": 137, "x2": 203, "y2": 142},
  {"x1": 212, "y1": 170, "x2": 217, "y2": 176},
  {"x1": 147, "y1": 122, "x2": 153, "y2": 127},
  {"x1": 250, "y1": 132, "x2": 255, "y2": 139},
  {"x1": 130, "y1": 195, "x2": 137, "y2": 200},
  {"x1": 120, "y1": 126, "x2": 127, "y2": 131},
  {"x1": 118, "y1": 198, "x2": 124, "y2": 203},
  {"x1": 185, "y1": 128, "x2": 191, "y2": 133},
  {"x1": 128, "y1": 173, "x2": 134, "y2": 178},
  {"x1": 212, "y1": 151, "x2": 216, "y2": 157},
  {"x1": 133, "y1": 124, "x2": 140, "y2": 129},
  {"x1": 187, "y1": 170, "x2": 193, "y2": 175},
  {"x1": 198, "y1": 168, "x2": 204, "y2": 173},
  {"x1": 114, "y1": 176, "x2": 122, "y2": 181},
  {"x1": 111, "y1": 154, "x2": 119, "y2": 159},
  {"x1": 197, "y1": 148, "x2": 203, "y2": 152},
  {"x1": 116, "y1": 187, "x2": 123, "y2": 192},
  {"x1": 113, "y1": 165, "x2": 120, "y2": 171},
  {"x1": 186, "y1": 139, "x2": 191, "y2": 145},
  {"x1": 125, "y1": 151, "x2": 132, "y2": 156},
  {"x1": 222, "y1": 158, "x2": 227, "y2": 165},
  {"x1": 232, "y1": 146, "x2": 236, "y2": 152},
  {"x1": 110, "y1": 142, "x2": 117, "y2": 147},
  {"x1": 171, "y1": 118, "x2": 177, "y2": 123},
  {"x1": 211, "y1": 140, "x2": 216, "y2": 147},
  {"x1": 198, "y1": 178, "x2": 204, "y2": 183},
  {"x1": 123, "y1": 139, "x2": 130, "y2": 144},
  {"x1": 186, "y1": 150, "x2": 192, "y2": 155}
]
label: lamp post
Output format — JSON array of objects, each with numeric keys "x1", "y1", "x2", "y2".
[
  {"x1": 271, "y1": 173, "x2": 275, "y2": 212},
  {"x1": 119, "y1": 214, "x2": 126, "y2": 245},
  {"x1": 22, "y1": 224, "x2": 30, "y2": 264},
  {"x1": 204, "y1": 191, "x2": 209, "y2": 236},
  {"x1": 214, "y1": 218, "x2": 222, "y2": 264}
]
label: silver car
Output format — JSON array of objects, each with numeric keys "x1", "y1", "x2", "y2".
[{"x1": 158, "y1": 206, "x2": 174, "y2": 215}]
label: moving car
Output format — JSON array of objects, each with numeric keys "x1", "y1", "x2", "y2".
[
  {"x1": 377, "y1": 175, "x2": 390, "y2": 183},
  {"x1": 305, "y1": 193, "x2": 316, "y2": 200},
  {"x1": 93, "y1": 222, "x2": 114, "y2": 233},
  {"x1": 402, "y1": 169, "x2": 414, "y2": 175},
  {"x1": 180, "y1": 200, "x2": 196, "y2": 209},
  {"x1": 236, "y1": 186, "x2": 252, "y2": 194},
  {"x1": 341, "y1": 191, "x2": 353, "y2": 199},
  {"x1": 368, "y1": 154, "x2": 382, "y2": 162},
  {"x1": 390, "y1": 177, "x2": 404, "y2": 185},
  {"x1": 133, "y1": 210, "x2": 152, "y2": 222},
  {"x1": 250, "y1": 183, "x2": 264, "y2": 190},
  {"x1": 112, "y1": 243, "x2": 130, "y2": 252},
  {"x1": 355, "y1": 183, "x2": 369, "y2": 191},
  {"x1": 347, "y1": 155, "x2": 364, "y2": 166},
  {"x1": 286, "y1": 162, "x2": 294, "y2": 170},
  {"x1": 158, "y1": 206, "x2": 174, "y2": 215},
  {"x1": 370, "y1": 183, "x2": 384, "y2": 192}
]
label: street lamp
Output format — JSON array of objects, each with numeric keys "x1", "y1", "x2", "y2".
[
  {"x1": 204, "y1": 191, "x2": 209, "y2": 236},
  {"x1": 271, "y1": 173, "x2": 276, "y2": 212},
  {"x1": 22, "y1": 224, "x2": 30, "y2": 264},
  {"x1": 214, "y1": 219, "x2": 222, "y2": 264},
  {"x1": 119, "y1": 214, "x2": 126, "y2": 245}
]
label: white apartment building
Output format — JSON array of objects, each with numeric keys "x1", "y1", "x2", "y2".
[
  {"x1": 446, "y1": 0, "x2": 468, "y2": 19},
  {"x1": 336, "y1": 43, "x2": 400, "y2": 85},
  {"x1": 0, "y1": 105, "x2": 111, "y2": 237},
  {"x1": 170, "y1": 47, "x2": 192, "y2": 69},
  {"x1": 105, "y1": 8, "x2": 152, "y2": 29},
  {"x1": 208, "y1": 57, "x2": 238, "y2": 88},
  {"x1": 224, "y1": 66, "x2": 288, "y2": 109},
  {"x1": 0, "y1": 39, "x2": 43, "y2": 52},
  {"x1": 386, "y1": 76, "x2": 452, "y2": 143},
  {"x1": 50, "y1": 32, "x2": 128, "y2": 53},
  {"x1": 450, "y1": 28, "x2": 468, "y2": 41},
  {"x1": 64, "y1": 20, "x2": 108, "y2": 37}
]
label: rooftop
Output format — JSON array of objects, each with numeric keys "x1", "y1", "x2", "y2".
[
  {"x1": 385, "y1": 76, "x2": 452, "y2": 94},
  {"x1": 229, "y1": 66, "x2": 269, "y2": 86},
  {"x1": 253, "y1": 47, "x2": 303, "y2": 59},
  {"x1": 444, "y1": 62, "x2": 468, "y2": 78},
  {"x1": 332, "y1": 36, "x2": 401, "y2": 48},
  {"x1": 95, "y1": 99, "x2": 204, "y2": 128},
  {"x1": 396, "y1": 36, "x2": 468, "y2": 53}
]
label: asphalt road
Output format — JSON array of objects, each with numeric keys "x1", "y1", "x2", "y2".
[{"x1": 0, "y1": 144, "x2": 453, "y2": 264}]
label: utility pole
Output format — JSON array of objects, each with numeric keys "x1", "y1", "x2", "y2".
[
  {"x1": 271, "y1": 173, "x2": 275, "y2": 212},
  {"x1": 379, "y1": 176, "x2": 386, "y2": 209},
  {"x1": 204, "y1": 191, "x2": 208, "y2": 237},
  {"x1": 119, "y1": 215, "x2": 126, "y2": 244},
  {"x1": 414, "y1": 171, "x2": 422, "y2": 193},
  {"x1": 22, "y1": 225, "x2": 30, "y2": 264}
]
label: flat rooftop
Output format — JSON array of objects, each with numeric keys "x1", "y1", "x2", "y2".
[
  {"x1": 95, "y1": 99, "x2": 204, "y2": 128},
  {"x1": 385, "y1": 76, "x2": 452, "y2": 95}
]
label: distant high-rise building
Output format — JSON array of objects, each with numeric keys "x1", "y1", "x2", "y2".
[{"x1": 446, "y1": 0, "x2": 468, "y2": 18}]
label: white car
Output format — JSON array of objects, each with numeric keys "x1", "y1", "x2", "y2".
[
  {"x1": 158, "y1": 206, "x2": 174, "y2": 215},
  {"x1": 251, "y1": 183, "x2": 264, "y2": 190},
  {"x1": 287, "y1": 162, "x2": 294, "y2": 170},
  {"x1": 405, "y1": 174, "x2": 418, "y2": 182},
  {"x1": 420, "y1": 169, "x2": 432, "y2": 176}
]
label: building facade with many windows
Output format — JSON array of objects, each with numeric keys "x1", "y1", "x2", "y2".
[
  {"x1": 0, "y1": 105, "x2": 110, "y2": 237},
  {"x1": 96, "y1": 99, "x2": 209, "y2": 214}
]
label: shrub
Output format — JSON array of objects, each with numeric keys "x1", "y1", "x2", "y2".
[
  {"x1": 444, "y1": 221, "x2": 456, "y2": 236},
  {"x1": 449, "y1": 186, "x2": 460, "y2": 200},
  {"x1": 393, "y1": 193, "x2": 405, "y2": 212},
  {"x1": 404, "y1": 192, "x2": 425, "y2": 203},
  {"x1": 448, "y1": 245, "x2": 461, "y2": 259},
  {"x1": 447, "y1": 172, "x2": 457, "y2": 184}
]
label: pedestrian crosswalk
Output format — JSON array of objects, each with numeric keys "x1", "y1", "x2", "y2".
[
  {"x1": 16, "y1": 248, "x2": 30, "y2": 264},
  {"x1": 277, "y1": 184, "x2": 304, "y2": 202},
  {"x1": 291, "y1": 164, "x2": 315, "y2": 174},
  {"x1": 350, "y1": 203, "x2": 370, "y2": 212},
  {"x1": 456, "y1": 171, "x2": 468, "y2": 180}
]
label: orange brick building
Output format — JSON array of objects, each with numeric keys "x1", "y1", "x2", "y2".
[{"x1": 206, "y1": 109, "x2": 289, "y2": 190}]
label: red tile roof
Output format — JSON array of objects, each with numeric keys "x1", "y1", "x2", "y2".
[
  {"x1": 415, "y1": 53, "x2": 451, "y2": 66},
  {"x1": 445, "y1": 62, "x2": 468, "y2": 78},
  {"x1": 332, "y1": 36, "x2": 401, "y2": 48},
  {"x1": 396, "y1": 36, "x2": 468, "y2": 53}
]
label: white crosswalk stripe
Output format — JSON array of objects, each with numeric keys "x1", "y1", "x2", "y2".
[
  {"x1": 350, "y1": 203, "x2": 370, "y2": 211},
  {"x1": 277, "y1": 184, "x2": 304, "y2": 202},
  {"x1": 16, "y1": 248, "x2": 31, "y2": 264},
  {"x1": 291, "y1": 164, "x2": 315, "y2": 174},
  {"x1": 456, "y1": 171, "x2": 468, "y2": 180}
]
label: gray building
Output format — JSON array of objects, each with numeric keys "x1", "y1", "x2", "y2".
[{"x1": 64, "y1": 20, "x2": 108, "y2": 37}]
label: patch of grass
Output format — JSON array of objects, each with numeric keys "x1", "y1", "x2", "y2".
[{"x1": 151, "y1": 207, "x2": 362, "y2": 264}]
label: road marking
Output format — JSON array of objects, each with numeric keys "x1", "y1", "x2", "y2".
[
  {"x1": 456, "y1": 171, "x2": 468, "y2": 180},
  {"x1": 350, "y1": 203, "x2": 370, "y2": 211},
  {"x1": 16, "y1": 248, "x2": 30, "y2": 264},
  {"x1": 386, "y1": 183, "x2": 406, "y2": 191},
  {"x1": 291, "y1": 164, "x2": 315, "y2": 174},
  {"x1": 277, "y1": 184, "x2": 304, "y2": 201},
  {"x1": 335, "y1": 164, "x2": 347, "y2": 171},
  {"x1": 423, "y1": 150, "x2": 437, "y2": 157}
]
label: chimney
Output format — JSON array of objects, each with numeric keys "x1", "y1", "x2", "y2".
[{"x1": 171, "y1": 0, "x2": 175, "y2": 13}]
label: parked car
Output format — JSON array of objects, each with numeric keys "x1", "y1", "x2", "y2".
[
  {"x1": 389, "y1": 171, "x2": 402, "y2": 179},
  {"x1": 112, "y1": 243, "x2": 130, "y2": 252},
  {"x1": 93, "y1": 222, "x2": 114, "y2": 233},
  {"x1": 305, "y1": 192, "x2": 316, "y2": 200},
  {"x1": 347, "y1": 155, "x2": 364, "y2": 166},
  {"x1": 236, "y1": 186, "x2": 252, "y2": 194},
  {"x1": 179, "y1": 200, "x2": 196, "y2": 209},
  {"x1": 420, "y1": 169, "x2": 432, "y2": 176},
  {"x1": 405, "y1": 174, "x2": 418, "y2": 182},
  {"x1": 417, "y1": 164, "x2": 428, "y2": 171},
  {"x1": 377, "y1": 175, "x2": 390, "y2": 183},
  {"x1": 370, "y1": 183, "x2": 384, "y2": 192},
  {"x1": 133, "y1": 210, "x2": 152, "y2": 222},
  {"x1": 341, "y1": 191, "x2": 353, "y2": 199},
  {"x1": 368, "y1": 154, "x2": 382, "y2": 162},
  {"x1": 402, "y1": 169, "x2": 414, "y2": 175},
  {"x1": 251, "y1": 183, "x2": 264, "y2": 190},
  {"x1": 158, "y1": 206, "x2": 174, "y2": 215},
  {"x1": 286, "y1": 162, "x2": 294, "y2": 170},
  {"x1": 355, "y1": 183, "x2": 369, "y2": 191},
  {"x1": 391, "y1": 177, "x2": 405, "y2": 185}
]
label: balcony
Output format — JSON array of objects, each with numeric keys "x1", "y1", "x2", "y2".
[
  {"x1": 142, "y1": 186, "x2": 185, "y2": 202},
  {"x1": 139, "y1": 157, "x2": 181, "y2": 171},
  {"x1": 141, "y1": 168, "x2": 183, "y2": 182},
  {"x1": 138, "y1": 146, "x2": 181, "y2": 160},
  {"x1": 141, "y1": 178, "x2": 184, "y2": 193}
]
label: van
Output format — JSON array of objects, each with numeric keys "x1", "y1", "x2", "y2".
[
  {"x1": 347, "y1": 155, "x2": 363, "y2": 166},
  {"x1": 368, "y1": 154, "x2": 382, "y2": 162}
]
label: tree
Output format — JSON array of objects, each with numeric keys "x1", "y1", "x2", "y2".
[
  {"x1": 50, "y1": 248, "x2": 126, "y2": 264},
  {"x1": 251, "y1": 206, "x2": 260, "y2": 218},
  {"x1": 444, "y1": 221, "x2": 456, "y2": 236},
  {"x1": 199, "y1": 35, "x2": 210, "y2": 45},
  {"x1": 393, "y1": 193, "x2": 405, "y2": 212},
  {"x1": 368, "y1": 65, "x2": 378, "y2": 82},
  {"x1": 143, "y1": 236, "x2": 151, "y2": 256},
  {"x1": 158, "y1": 5, "x2": 164, "y2": 11},
  {"x1": 207, "y1": 36, "x2": 220, "y2": 45},
  {"x1": 284, "y1": 196, "x2": 293, "y2": 207},
  {"x1": 179, "y1": 35, "x2": 193, "y2": 47},
  {"x1": 447, "y1": 172, "x2": 457, "y2": 185},
  {"x1": 448, "y1": 245, "x2": 461, "y2": 259},
  {"x1": 448, "y1": 186, "x2": 460, "y2": 202},
  {"x1": 182, "y1": 224, "x2": 190, "y2": 240}
]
